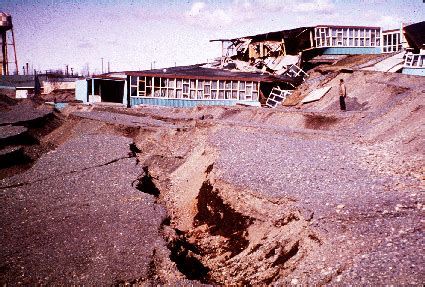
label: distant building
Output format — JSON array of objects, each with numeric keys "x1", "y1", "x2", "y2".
[
  {"x1": 0, "y1": 75, "x2": 46, "y2": 98},
  {"x1": 0, "y1": 74, "x2": 81, "y2": 99}
]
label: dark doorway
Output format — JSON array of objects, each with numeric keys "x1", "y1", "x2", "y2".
[{"x1": 99, "y1": 80, "x2": 125, "y2": 103}]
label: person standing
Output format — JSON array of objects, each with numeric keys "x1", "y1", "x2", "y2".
[{"x1": 339, "y1": 79, "x2": 347, "y2": 111}]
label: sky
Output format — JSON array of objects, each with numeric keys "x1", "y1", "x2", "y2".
[{"x1": 1, "y1": 0, "x2": 424, "y2": 75}]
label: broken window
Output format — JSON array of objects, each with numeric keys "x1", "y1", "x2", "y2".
[
  {"x1": 266, "y1": 87, "x2": 292, "y2": 108},
  {"x1": 128, "y1": 75, "x2": 261, "y2": 103},
  {"x1": 404, "y1": 54, "x2": 425, "y2": 67}
]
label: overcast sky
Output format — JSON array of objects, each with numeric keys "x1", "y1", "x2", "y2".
[{"x1": 1, "y1": 0, "x2": 424, "y2": 75}]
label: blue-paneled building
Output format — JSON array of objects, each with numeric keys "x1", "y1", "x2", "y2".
[{"x1": 76, "y1": 65, "x2": 300, "y2": 108}]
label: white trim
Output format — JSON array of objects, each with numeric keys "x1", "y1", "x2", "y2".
[{"x1": 134, "y1": 76, "x2": 260, "y2": 102}]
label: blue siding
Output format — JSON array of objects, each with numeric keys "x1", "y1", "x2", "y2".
[
  {"x1": 0, "y1": 85, "x2": 15, "y2": 90},
  {"x1": 321, "y1": 47, "x2": 381, "y2": 55},
  {"x1": 54, "y1": 102, "x2": 68, "y2": 109},
  {"x1": 75, "y1": 80, "x2": 88, "y2": 102},
  {"x1": 130, "y1": 97, "x2": 260, "y2": 108},
  {"x1": 402, "y1": 68, "x2": 425, "y2": 76}
]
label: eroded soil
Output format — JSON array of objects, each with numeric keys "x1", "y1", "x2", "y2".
[{"x1": 0, "y1": 69, "x2": 424, "y2": 285}]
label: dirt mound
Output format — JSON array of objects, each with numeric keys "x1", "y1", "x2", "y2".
[
  {"x1": 41, "y1": 89, "x2": 76, "y2": 102},
  {"x1": 0, "y1": 94, "x2": 17, "y2": 111},
  {"x1": 304, "y1": 114, "x2": 339, "y2": 130}
]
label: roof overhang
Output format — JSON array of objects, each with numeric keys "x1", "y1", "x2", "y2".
[
  {"x1": 315, "y1": 25, "x2": 380, "y2": 29},
  {"x1": 123, "y1": 66, "x2": 299, "y2": 84}
]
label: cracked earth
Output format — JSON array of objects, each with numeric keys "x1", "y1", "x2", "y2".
[{"x1": 0, "y1": 69, "x2": 424, "y2": 285}]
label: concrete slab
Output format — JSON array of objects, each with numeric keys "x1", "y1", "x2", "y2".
[
  {"x1": 301, "y1": 86, "x2": 332, "y2": 104},
  {"x1": 362, "y1": 52, "x2": 405, "y2": 72}
]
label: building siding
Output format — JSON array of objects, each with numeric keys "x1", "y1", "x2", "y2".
[
  {"x1": 321, "y1": 47, "x2": 381, "y2": 55},
  {"x1": 130, "y1": 97, "x2": 260, "y2": 108},
  {"x1": 402, "y1": 68, "x2": 425, "y2": 76}
]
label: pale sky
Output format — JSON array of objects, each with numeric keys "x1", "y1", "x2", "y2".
[{"x1": 1, "y1": 0, "x2": 424, "y2": 75}]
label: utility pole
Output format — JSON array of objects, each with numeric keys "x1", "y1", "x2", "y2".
[
  {"x1": 101, "y1": 58, "x2": 104, "y2": 73},
  {"x1": 108, "y1": 61, "x2": 110, "y2": 73},
  {"x1": 65, "y1": 64, "x2": 69, "y2": 76},
  {"x1": 70, "y1": 68, "x2": 74, "y2": 76}
]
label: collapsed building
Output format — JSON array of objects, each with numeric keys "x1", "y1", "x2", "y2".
[
  {"x1": 402, "y1": 21, "x2": 425, "y2": 76},
  {"x1": 76, "y1": 21, "x2": 424, "y2": 108}
]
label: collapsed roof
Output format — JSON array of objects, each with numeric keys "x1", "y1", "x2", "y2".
[
  {"x1": 403, "y1": 21, "x2": 425, "y2": 52},
  {"x1": 216, "y1": 26, "x2": 312, "y2": 43},
  {"x1": 212, "y1": 26, "x2": 314, "y2": 56}
]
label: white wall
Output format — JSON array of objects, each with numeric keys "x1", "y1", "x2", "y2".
[
  {"x1": 43, "y1": 81, "x2": 76, "y2": 94},
  {"x1": 75, "y1": 80, "x2": 87, "y2": 102},
  {"x1": 16, "y1": 89, "x2": 28, "y2": 98}
]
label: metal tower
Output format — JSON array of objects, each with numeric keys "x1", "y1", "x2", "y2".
[{"x1": 0, "y1": 12, "x2": 18, "y2": 75}]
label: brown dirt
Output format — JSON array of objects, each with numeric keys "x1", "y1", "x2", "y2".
[{"x1": 304, "y1": 113, "x2": 339, "y2": 130}]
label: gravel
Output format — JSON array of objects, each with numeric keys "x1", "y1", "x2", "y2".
[
  {"x1": 72, "y1": 110, "x2": 173, "y2": 128},
  {"x1": 0, "y1": 125, "x2": 27, "y2": 140},
  {"x1": 0, "y1": 134, "x2": 167, "y2": 284},
  {"x1": 209, "y1": 126, "x2": 424, "y2": 283},
  {"x1": 0, "y1": 102, "x2": 52, "y2": 126}
]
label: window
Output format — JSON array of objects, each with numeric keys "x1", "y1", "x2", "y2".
[
  {"x1": 315, "y1": 27, "x2": 382, "y2": 48},
  {"x1": 169, "y1": 79, "x2": 175, "y2": 88},
  {"x1": 130, "y1": 76, "x2": 138, "y2": 97},
  {"x1": 130, "y1": 76, "x2": 260, "y2": 102},
  {"x1": 382, "y1": 30, "x2": 402, "y2": 53}
]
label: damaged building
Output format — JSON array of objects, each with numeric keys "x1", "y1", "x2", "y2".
[
  {"x1": 402, "y1": 21, "x2": 425, "y2": 76},
  {"x1": 76, "y1": 66, "x2": 301, "y2": 108},
  {"x1": 76, "y1": 21, "x2": 424, "y2": 108}
]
